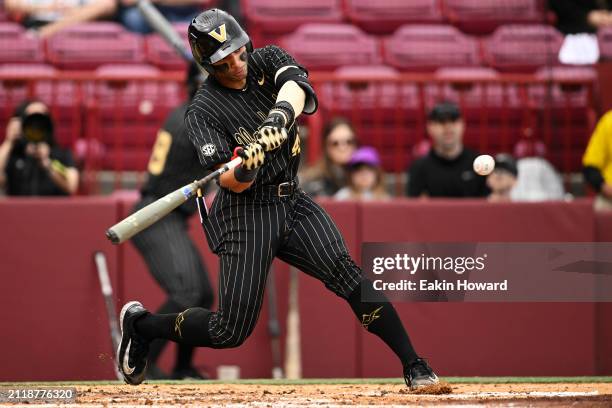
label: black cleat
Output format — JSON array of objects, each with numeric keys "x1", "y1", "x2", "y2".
[
  {"x1": 404, "y1": 358, "x2": 439, "y2": 390},
  {"x1": 117, "y1": 301, "x2": 150, "y2": 385}
]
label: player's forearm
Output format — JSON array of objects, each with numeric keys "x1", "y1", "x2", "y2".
[
  {"x1": 218, "y1": 169, "x2": 254, "y2": 193},
  {"x1": 276, "y1": 81, "x2": 305, "y2": 119}
]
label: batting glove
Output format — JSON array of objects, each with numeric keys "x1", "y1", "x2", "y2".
[{"x1": 233, "y1": 143, "x2": 264, "y2": 182}]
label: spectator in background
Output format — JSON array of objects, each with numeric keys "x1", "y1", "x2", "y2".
[
  {"x1": 118, "y1": 0, "x2": 206, "y2": 34},
  {"x1": 487, "y1": 153, "x2": 518, "y2": 202},
  {"x1": 549, "y1": 0, "x2": 612, "y2": 34},
  {"x1": 406, "y1": 101, "x2": 488, "y2": 198},
  {"x1": 510, "y1": 138, "x2": 566, "y2": 201},
  {"x1": 583, "y1": 111, "x2": 612, "y2": 211},
  {"x1": 335, "y1": 146, "x2": 389, "y2": 201},
  {"x1": 0, "y1": 100, "x2": 79, "y2": 196},
  {"x1": 5, "y1": 0, "x2": 117, "y2": 38},
  {"x1": 301, "y1": 117, "x2": 357, "y2": 197}
]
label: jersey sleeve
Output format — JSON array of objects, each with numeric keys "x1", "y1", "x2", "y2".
[
  {"x1": 185, "y1": 109, "x2": 233, "y2": 170},
  {"x1": 261, "y1": 45, "x2": 302, "y2": 79}
]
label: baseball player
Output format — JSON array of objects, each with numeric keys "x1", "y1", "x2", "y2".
[
  {"x1": 117, "y1": 8, "x2": 438, "y2": 389},
  {"x1": 130, "y1": 62, "x2": 213, "y2": 379}
]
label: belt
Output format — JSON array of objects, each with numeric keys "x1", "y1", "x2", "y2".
[{"x1": 249, "y1": 180, "x2": 298, "y2": 199}]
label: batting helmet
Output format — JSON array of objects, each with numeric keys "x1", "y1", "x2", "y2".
[{"x1": 188, "y1": 9, "x2": 252, "y2": 74}]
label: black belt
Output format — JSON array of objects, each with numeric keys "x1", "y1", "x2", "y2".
[{"x1": 249, "y1": 180, "x2": 299, "y2": 199}]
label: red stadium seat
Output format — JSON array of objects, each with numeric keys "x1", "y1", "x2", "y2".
[
  {"x1": 243, "y1": 0, "x2": 343, "y2": 46},
  {"x1": 599, "y1": 27, "x2": 612, "y2": 61},
  {"x1": 0, "y1": 64, "x2": 82, "y2": 148},
  {"x1": 443, "y1": 0, "x2": 545, "y2": 35},
  {"x1": 46, "y1": 23, "x2": 144, "y2": 70},
  {"x1": 431, "y1": 67, "x2": 527, "y2": 151},
  {"x1": 84, "y1": 64, "x2": 183, "y2": 171},
  {"x1": 529, "y1": 67, "x2": 597, "y2": 171},
  {"x1": 318, "y1": 65, "x2": 422, "y2": 171},
  {"x1": 281, "y1": 24, "x2": 380, "y2": 71},
  {"x1": 383, "y1": 24, "x2": 480, "y2": 71},
  {"x1": 482, "y1": 24, "x2": 563, "y2": 72},
  {"x1": 0, "y1": 22, "x2": 44, "y2": 63},
  {"x1": 145, "y1": 23, "x2": 190, "y2": 71},
  {"x1": 345, "y1": 0, "x2": 444, "y2": 35}
]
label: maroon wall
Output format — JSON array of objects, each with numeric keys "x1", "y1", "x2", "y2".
[
  {"x1": 594, "y1": 211, "x2": 612, "y2": 376},
  {"x1": 0, "y1": 197, "x2": 609, "y2": 381},
  {"x1": 0, "y1": 198, "x2": 120, "y2": 381},
  {"x1": 357, "y1": 199, "x2": 597, "y2": 377}
]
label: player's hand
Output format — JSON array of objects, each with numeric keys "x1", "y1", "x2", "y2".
[
  {"x1": 257, "y1": 112, "x2": 288, "y2": 152},
  {"x1": 257, "y1": 125, "x2": 287, "y2": 152},
  {"x1": 236, "y1": 142, "x2": 264, "y2": 171}
]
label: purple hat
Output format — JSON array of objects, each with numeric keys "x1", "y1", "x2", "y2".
[{"x1": 348, "y1": 146, "x2": 381, "y2": 167}]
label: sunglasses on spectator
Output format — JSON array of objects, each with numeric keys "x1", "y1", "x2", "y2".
[{"x1": 328, "y1": 139, "x2": 356, "y2": 147}]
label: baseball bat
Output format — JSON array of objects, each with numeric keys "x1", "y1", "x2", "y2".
[
  {"x1": 266, "y1": 264, "x2": 284, "y2": 379},
  {"x1": 106, "y1": 157, "x2": 242, "y2": 244},
  {"x1": 93, "y1": 251, "x2": 123, "y2": 381},
  {"x1": 284, "y1": 267, "x2": 302, "y2": 379},
  {"x1": 137, "y1": 0, "x2": 193, "y2": 62}
]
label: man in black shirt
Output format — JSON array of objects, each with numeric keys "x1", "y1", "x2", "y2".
[
  {"x1": 0, "y1": 101, "x2": 79, "y2": 196},
  {"x1": 407, "y1": 102, "x2": 489, "y2": 198},
  {"x1": 130, "y1": 62, "x2": 213, "y2": 379},
  {"x1": 117, "y1": 8, "x2": 439, "y2": 389}
]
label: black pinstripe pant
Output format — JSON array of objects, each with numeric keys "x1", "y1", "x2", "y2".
[
  {"x1": 132, "y1": 197, "x2": 213, "y2": 310},
  {"x1": 201, "y1": 190, "x2": 362, "y2": 348}
]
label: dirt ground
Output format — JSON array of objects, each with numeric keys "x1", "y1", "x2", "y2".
[{"x1": 22, "y1": 382, "x2": 611, "y2": 407}]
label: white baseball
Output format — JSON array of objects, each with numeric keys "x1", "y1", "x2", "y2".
[{"x1": 473, "y1": 154, "x2": 495, "y2": 176}]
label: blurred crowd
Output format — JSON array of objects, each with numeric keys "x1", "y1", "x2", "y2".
[
  {"x1": 1, "y1": 0, "x2": 612, "y2": 211},
  {"x1": 3, "y1": 97, "x2": 612, "y2": 212},
  {"x1": 2, "y1": 0, "x2": 239, "y2": 38}
]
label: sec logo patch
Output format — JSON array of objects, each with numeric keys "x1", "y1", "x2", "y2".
[{"x1": 201, "y1": 144, "x2": 216, "y2": 156}]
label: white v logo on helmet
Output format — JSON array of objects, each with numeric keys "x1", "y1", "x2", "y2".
[{"x1": 209, "y1": 24, "x2": 227, "y2": 43}]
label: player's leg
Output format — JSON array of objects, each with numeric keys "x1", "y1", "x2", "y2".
[
  {"x1": 130, "y1": 202, "x2": 214, "y2": 378},
  {"x1": 119, "y1": 200, "x2": 281, "y2": 384},
  {"x1": 276, "y1": 192, "x2": 438, "y2": 388}
]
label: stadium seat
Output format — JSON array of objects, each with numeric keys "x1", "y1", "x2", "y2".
[
  {"x1": 317, "y1": 65, "x2": 423, "y2": 171},
  {"x1": 281, "y1": 24, "x2": 380, "y2": 71},
  {"x1": 243, "y1": 0, "x2": 343, "y2": 46},
  {"x1": 599, "y1": 27, "x2": 612, "y2": 61},
  {"x1": 145, "y1": 23, "x2": 190, "y2": 71},
  {"x1": 345, "y1": 0, "x2": 444, "y2": 35},
  {"x1": 0, "y1": 22, "x2": 44, "y2": 63},
  {"x1": 443, "y1": 0, "x2": 545, "y2": 35},
  {"x1": 84, "y1": 64, "x2": 182, "y2": 171},
  {"x1": 382, "y1": 24, "x2": 480, "y2": 71},
  {"x1": 46, "y1": 23, "x2": 144, "y2": 70},
  {"x1": 529, "y1": 67, "x2": 596, "y2": 172},
  {"x1": 430, "y1": 67, "x2": 527, "y2": 151},
  {"x1": 0, "y1": 64, "x2": 82, "y2": 148},
  {"x1": 482, "y1": 24, "x2": 563, "y2": 72}
]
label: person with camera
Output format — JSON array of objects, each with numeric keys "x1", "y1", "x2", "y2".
[{"x1": 0, "y1": 100, "x2": 79, "y2": 196}]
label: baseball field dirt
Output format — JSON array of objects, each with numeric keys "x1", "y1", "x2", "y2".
[{"x1": 2, "y1": 378, "x2": 611, "y2": 407}]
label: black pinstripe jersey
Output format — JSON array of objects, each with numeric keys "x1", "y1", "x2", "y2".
[{"x1": 185, "y1": 46, "x2": 310, "y2": 189}]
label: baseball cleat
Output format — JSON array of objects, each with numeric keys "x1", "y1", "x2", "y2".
[
  {"x1": 117, "y1": 301, "x2": 150, "y2": 385},
  {"x1": 404, "y1": 358, "x2": 439, "y2": 390}
]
